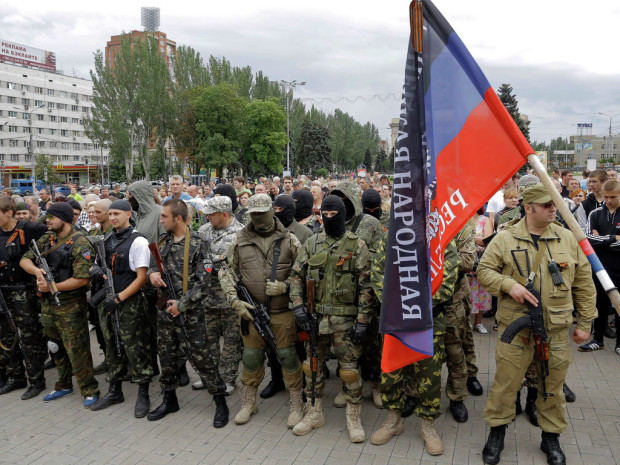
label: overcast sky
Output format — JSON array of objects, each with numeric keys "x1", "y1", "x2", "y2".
[{"x1": 2, "y1": 0, "x2": 619, "y2": 145}]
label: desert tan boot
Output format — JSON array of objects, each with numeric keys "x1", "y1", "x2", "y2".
[
  {"x1": 234, "y1": 385, "x2": 258, "y2": 424},
  {"x1": 292, "y1": 398, "x2": 325, "y2": 435},
  {"x1": 421, "y1": 418, "x2": 443, "y2": 455},
  {"x1": 370, "y1": 409, "x2": 404, "y2": 445}
]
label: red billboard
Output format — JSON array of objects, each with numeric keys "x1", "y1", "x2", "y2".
[{"x1": 0, "y1": 40, "x2": 56, "y2": 72}]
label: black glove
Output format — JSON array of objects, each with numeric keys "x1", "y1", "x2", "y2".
[
  {"x1": 103, "y1": 293, "x2": 119, "y2": 314},
  {"x1": 89, "y1": 264, "x2": 104, "y2": 282},
  {"x1": 293, "y1": 305, "x2": 311, "y2": 333},
  {"x1": 350, "y1": 321, "x2": 368, "y2": 345}
]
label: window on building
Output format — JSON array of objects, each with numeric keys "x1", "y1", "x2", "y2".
[
  {"x1": 82, "y1": 95, "x2": 90, "y2": 101},
  {"x1": 57, "y1": 103, "x2": 66, "y2": 110},
  {"x1": 83, "y1": 143, "x2": 91, "y2": 150},
  {"x1": 36, "y1": 114, "x2": 44, "y2": 121},
  {"x1": 7, "y1": 97, "x2": 16, "y2": 104},
  {"x1": 22, "y1": 127, "x2": 30, "y2": 133},
  {"x1": 94, "y1": 143, "x2": 100, "y2": 150},
  {"x1": 35, "y1": 87, "x2": 43, "y2": 94},
  {"x1": 35, "y1": 100, "x2": 43, "y2": 107},
  {"x1": 61, "y1": 142, "x2": 69, "y2": 149},
  {"x1": 60, "y1": 130, "x2": 68, "y2": 136},
  {"x1": 37, "y1": 141, "x2": 45, "y2": 148},
  {"x1": 8, "y1": 111, "x2": 17, "y2": 118},
  {"x1": 49, "y1": 142, "x2": 57, "y2": 148},
  {"x1": 60, "y1": 117, "x2": 68, "y2": 123},
  {"x1": 62, "y1": 155, "x2": 70, "y2": 161},
  {"x1": 0, "y1": 154, "x2": 4, "y2": 161},
  {"x1": 48, "y1": 102, "x2": 55, "y2": 109},
  {"x1": 36, "y1": 128, "x2": 44, "y2": 134},
  {"x1": 9, "y1": 140, "x2": 18, "y2": 147},
  {"x1": 59, "y1": 91, "x2": 66, "y2": 98},
  {"x1": 72, "y1": 118, "x2": 79, "y2": 124},
  {"x1": 82, "y1": 107, "x2": 89, "y2": 113},
  {"x1": 22, "y1": 113, "x2": 29, "y2": 119},
  {"x1": 24, "y1": 154, "x2": 32, "y2": 162},
  {"x1": 21, "y1": 84, "x2": 29, "y2": 92},
  {"x1": 8, "y1": 126, "x2": 17, "y2": 133},
  {"x1": 49, "y1": 115, "x2": 56, "y2": 122},
  {"x1": 73, "y1": 143, "x2": 80, "y2": 150},
  {"x1": 47, "y1": 89, "x2": 54, "y2": 96},
  {"x1": 49, "y1": 129, "x2": 57, "y2": 135},
  {"x1": 7, "y1": 82, "x2": 16, "y2": 89},
  {"x1": 11, "y1": 154, "x2": 19, "y2": 162},
  {"x1": 22, "y1": 98, "x2": 30, "y2": 105},
  {"x1": 71, "y1": 105, "x2": 78, "y2": 112},
  {"x1": 73, "y1": 155, "x2": 79, "y2": 162},
  {"x1": 23, "y1": 141, "x2": 30, "y2": 147},
  {"x1": 71, "y1": 92, "x2": 78, "y2": 100},
  {"x1": 72, "y1": 130, "x2": 79, "y2": 137}
]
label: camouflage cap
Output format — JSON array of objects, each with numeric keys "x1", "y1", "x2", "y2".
[
  {"x1": 203, "y1": 195, "x2": 232, "y2": 214},
  {"x1": 522, "y1": 184, "x2": 552, "y2": 205},
  {"x1": 517, "y1": 174, "x2": 540, "y2": 196},
  {"x1": 247, "y1": 193, "x2": 273, "y2": 213}
]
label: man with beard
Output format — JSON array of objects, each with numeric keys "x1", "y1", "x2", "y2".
[
  {"x1": 88, "y1": 200, "x2": 154, "y2": 418},
  {"x1": 0, "y1": 198, "x2": 48, "y2": 398},
  {"x1": 20, "y1": 202, "x2": 100, "y2": 407},
  {"x1": 289, "y1": 195, "x2": 374, "y2": 442},
  {"x1": 219, "y1": 194, "x2": 304, "y2": 428}
]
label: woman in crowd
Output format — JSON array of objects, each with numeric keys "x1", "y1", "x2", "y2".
[
  {"x1": 87, "y1": 201, "x2": 99, "y2": 230},
  {"x1": 469, "y1": 207, "x2": 492, "y2": 333},
  {"x1": 570, "y1": 188, "x2": 586, "y2": 207}
]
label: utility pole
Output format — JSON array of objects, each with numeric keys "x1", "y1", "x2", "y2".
[{"x1": 270, "y1": 79, "x2": 306, "y2": 176}]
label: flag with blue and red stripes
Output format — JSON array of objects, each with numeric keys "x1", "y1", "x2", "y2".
[{"x1": 380, "y1": 0, "x2": 533, "y2": 373}]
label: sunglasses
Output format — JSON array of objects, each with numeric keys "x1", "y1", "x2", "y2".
[{"x1": 536, "y1": 201, "x2": 555, "y2": 209}]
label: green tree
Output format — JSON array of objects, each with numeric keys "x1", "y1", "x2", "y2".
[
  {"x1": 295, "y1": 117, "x2": 332, "y2": 176},
  {"x1": 497, "y1": 83, "x2": 530, "y2": 142},
  {"x1": 174, "y1": 45, "x2": 210, "y2": 91},
  {"x1": 363, "y1": 149, "x2": 373, "y2": 172},
  {"x1": 34, "y1": 154, "x2": 63, "y2": 185},
  {"x1": 375, "y1": 147, "x2": 388, "y2": 172},
  {"x1": 241, "y1": 98, "x2": 288, "y2": 176},
  {"x1": 193, "y1": 84, "x2": 247, "y2": 175}
]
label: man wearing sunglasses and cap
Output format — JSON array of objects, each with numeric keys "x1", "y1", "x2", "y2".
[
  {"x1": 477, "y1": 183, "x2": 596, "y2": 465},
  {"x1": 20, "y1": 202, "x2": 100, "y2": 407}
]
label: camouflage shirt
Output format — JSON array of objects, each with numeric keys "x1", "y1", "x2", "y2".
[
  {"x1": 148, "y1": 230, "x2": 212, "y2": 313},
  {"x1": 289, "y1": 231, "x2": 375, "y2": 324},
  {"x1": 452, "y1": 220, "x2": 476, "y2": 301},
  {"x1": 198, "y1": 218, "x2": 244, "y2": 308}
]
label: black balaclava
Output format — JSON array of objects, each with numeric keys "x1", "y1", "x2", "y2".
[
  {"x1": 321, "y1": 195, "x2": 347, "y2": 238},
  {"x1": 332, "y1": 189, "x2": 355, "y2": 222},
  {"x1": 214, "y1": 184, "x2": 238, "y2": 211},
  {"x1": 273, "y1": 195, "x2": 295, "y2": 227},
  {"x1": 291, "y1": 190, "x2": 314, "y2": 222},
  {"x1": 361, "y1": 189, "x2": 382, "y2": 220}
]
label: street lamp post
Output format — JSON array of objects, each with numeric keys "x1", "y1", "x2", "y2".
[
  {"x1": 271, "y1": 80, "x2": 306, "y2": 175},
  {"x1": 598, "y1": 112, "x2": 620, "y2": 163}
]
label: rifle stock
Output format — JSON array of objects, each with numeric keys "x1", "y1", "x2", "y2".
[{"x1": 29, "y1": 239, "x2": 60, "y2": 306}]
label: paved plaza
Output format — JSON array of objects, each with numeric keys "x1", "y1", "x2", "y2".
[{"x1": 1, "y1": 325, "x2": 619, "y2": 465}]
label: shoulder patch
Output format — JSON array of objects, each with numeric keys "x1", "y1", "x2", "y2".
[
  {"x1": 83, "y1": 250, "x2": 91, "y2": 260},
  {"x1": 203, "y1": 259, "x2": 213, "y2": 273}
]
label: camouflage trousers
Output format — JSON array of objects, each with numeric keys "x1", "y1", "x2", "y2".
[
  {"x1": 157, "y1": 302, "x2": 224, "y2": 395},
  {"x1": 241, "y1": 310, "x2": 302, "y2": 391},
  {"x1": 462, "y1": 297, "x2": 478, "y2": 378},
  {"x1": 99, "y1": 293, "x2": 153, "y2": 385},
  {"x1": 145, "y1": 286, "x2": 185, "y2": 371},
  {"x1": 302, "y1": 315, "x2": 363, "y2": 404},
  {"x1": 358, "y1": 315, "x2": 382, "y2": 382},
  {"x1": 444, "y1": 297, "x2": 479, "y2": 401},
  {"x1": 40, "y1": 295, "x2": 99, "y2": 397},
  {"x1": 0, "y1": 289, "x2": 46, "y2": 386},
  {"x1": 205, "y1": 305, "x2": 242, "y2": 386},
  {"x1": 380, "y1": 312, "x2": 446, "y2": 420}
]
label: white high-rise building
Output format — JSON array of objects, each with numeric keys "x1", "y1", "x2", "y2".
[{"x1": 0, "y1": 60, "x2": 109, "y2": 187}]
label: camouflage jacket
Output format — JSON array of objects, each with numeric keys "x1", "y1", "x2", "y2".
[
  {"x1": 289, "y1": 231, "x2": 374, "y2": 324},
  {"x1": 198, "y1": 217, "x2": 244, "y2": 307},
  {"x1": 148, "y1": 230, "x2": 212, "y2": 313},
  {"x1": 452, "y1": 220, "x2": 476, "y2": 301}
]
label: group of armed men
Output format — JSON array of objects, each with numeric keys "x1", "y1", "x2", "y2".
[{"x1": 0, "y1": 175, "x2": 595, "y2": 465}]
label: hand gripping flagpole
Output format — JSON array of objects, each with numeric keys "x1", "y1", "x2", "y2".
[{"x1": 527, "y1": 154, "x2": 620, "y2": 315}]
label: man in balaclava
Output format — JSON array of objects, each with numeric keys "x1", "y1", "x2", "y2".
[
  {"x1": 288, "y1": 195, "x2": 375, "y2": 443},
  {"x1": 218, "y1": 193, "x2": 304, "y2": 428},
  {"x1": 291, "y1": 189, "x2": 319, "y2": 232},
  {"x1": 214, "y1": 184, "x2": 249, "y2": 226},
  {"x1": 361, "y1": 188, "x2": 389, "y2": 228}
]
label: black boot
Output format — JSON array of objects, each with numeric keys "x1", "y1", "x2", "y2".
[
  {"x1": 562, "y1": 383, "x2": 576, "y2": 403},
  {"x1": 541, "y1": 431, "x2": 566, "y2": 465},
  {"x1": 213, "y1": 394, "x2": 229, "y2": 428},
  {"x1": 134, "y1": 384, "x2": 150, "y2": 418},
  {"x1": 515, "y1": 390, "x2": 523, "y2": 415},
  {"x1": 260, "y1": 362, "x2": 285, "y2": 399},
  {"x1": 147, "y1": 389, "x2": 179, "y2": 421},
  {"x1": 449, "y1": 400, "x2": 469, "y2": 423},
  {"x1": 482, "y1": 424, "x2": 507, "y2": 465},
  {"x1": 21, "y1": 384, "x2": 46, "y2": 400},
  {"x1": 525, "y1": 387, "x2": 538, "y2": 426},
  {"x1": 466, "y1": 376, "x2": 483, "y2": 396},
  {"x1": 401, "y1": 395, "x2": 417, "y2": 418},
  {"x1": 0, "y1": 370, "x2": 7, "y2": 390},
  {"x1": 178, "y1": 365, "x2": 189, "y2": 387},
  {"x1": 90, "y1": 381, "x2": 124, "y2": 411},
  {"x1": 0, "y1": 378, "x2": 27, "y2": 395}
]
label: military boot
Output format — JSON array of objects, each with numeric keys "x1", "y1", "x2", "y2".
[
  {"x1": 260, "y1": 362, "x2": 285, "y2": 399},
  {"x1": 147, "y1": 389, "x2": 179, "y2": 421},
  {"x1": 134, "y1": 384, "x2": 150, "y2": 418},
  {"x1": 370, "y1": 409, "x2": 404, "y2": 445},
  {"x1": 345, "y1": 402, "x2": 365, "y2": 443},
  {"x1": 421, "y1": 419, "x2": 443, "y2": 455},
  {"x1": 525, "y1": 387, "x2": 538, "y2": 426},
  {"x1": 0, "y1": 369, "x2": 7, "y2": 390},
  {"x1": 89, "y1": 382, "x2": 124, "y2": 411},
  {"x1": 333, "y1": 390, "x2": 346, "y2": 408},
  {"x1": 178, "y1": 364, "x2": 190, "y2": 387},
  {"x1": 287, "y1": 388, "x2": 304, "y2": 428},
  {"x1": 0, "y1": 378, "x2": 27, "y2": 395},
  {"x1": 292, "y1": 398, "x2": 325, "y2": 436},
  {"x1": 482, "y1": 424, "x2": 507, "y2": 465},
  {"x1": 541, "y1": 431, "x2": 566, "y2": 465},
  {"x1": 369, "y1": 381, "x2": 383, "y2": 409},
  {"x1": 234, "y1": 385, "x2": 258, "y2": 424},
  {"x1": 213, "y1": 394, "x2": 229, "y2": 428}
]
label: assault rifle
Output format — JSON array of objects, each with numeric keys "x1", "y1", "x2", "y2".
[
  {"x1": 306, "y1": 277, "x2": 319, "y2": 406},
  {"x1": 221, "y1": 262, "x2": 283, "y2": 365},
  {"x1": 500, "y1": 275, "x2": 553, "y2": 400},
  {"x1": 29, "y1": 240, "x2": 61, "y2": 306},
  {"x1": 0, "y1": 288, "x2": 28, "y2": 364},
  {"x1": 148, "y1": 242, "x2": 196, "y2": 366},
  {"x1": 90, "y1": 238, "x2": 122, "y2": 358}
]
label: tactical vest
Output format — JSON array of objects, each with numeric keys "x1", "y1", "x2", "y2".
[
  {"x1": 307, "y1": 232, "x2": 360, "y2": 316},
  {"x1": 0, "y1": 220, "x2": 27, "y2": 285},
  {"x1": 105, "y1": 227, "x2": 143, "y2": 292},
  {"x1": 43, "y1": 232, "x2": 82, "y2": 283},
  {"x1": 236, "y1": 224, "x2": 294, "y2": 313}
]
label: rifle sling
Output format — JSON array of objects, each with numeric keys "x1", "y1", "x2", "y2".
[
  {"x1": 265, "y1": 237, "x2": 284, "y2": 310},
  {"x1": 512, "y1": 240, "x2": 546, "y2": 289},
  {"x1": 182, "y1": 226, "x2": 190, "y2": 295},
  {"x1": 40, "y1": 230, "x2": 81, "y2": 257}
]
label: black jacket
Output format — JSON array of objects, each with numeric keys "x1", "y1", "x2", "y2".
[{"x1": 585, "y1": 203, "x2": 620, "y2": 275}]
